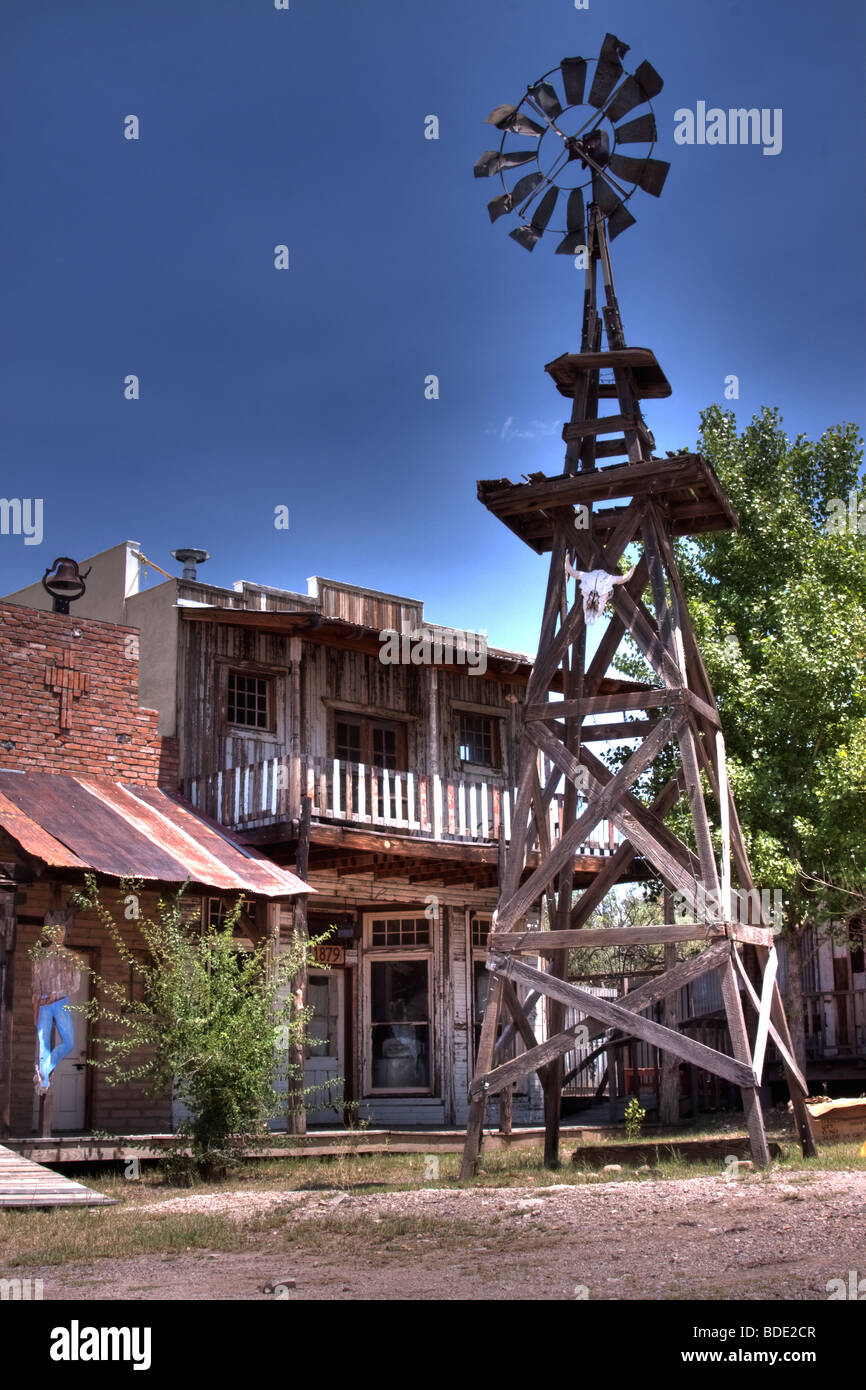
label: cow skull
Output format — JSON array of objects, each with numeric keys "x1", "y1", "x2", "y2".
[{"x1": 565, "y1": 558, "x2": 635, "y2": 624}]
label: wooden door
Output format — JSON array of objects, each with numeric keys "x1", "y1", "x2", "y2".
[
  {"x1": 303, "y1": 971, "x2": 344, "y2": 1124},
  {"x1": 48, "y1": 964, "x2": 90, "y2": 1131}
]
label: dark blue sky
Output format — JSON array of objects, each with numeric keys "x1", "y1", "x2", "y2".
[{"x1": 2, "y1": 0, "x2": 864, "y2": 655}]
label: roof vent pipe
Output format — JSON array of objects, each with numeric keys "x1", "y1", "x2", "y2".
[{"x1": 172, "y1": 548, "x2": 210, "y2": 582}]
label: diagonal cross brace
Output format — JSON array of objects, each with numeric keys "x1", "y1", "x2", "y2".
[
  {"x1": 730, "y1": 946, "x2": 808, "y2": 1095},
  {"x1": 496, "y1": 714, "x2": 679, "y2": 932},
  {"x1": 487, "y1": 951, "x2": 758, "y2": 1091},
  {"x1": 471, "y1": 939, "x2": 732, "y2": 1100}
]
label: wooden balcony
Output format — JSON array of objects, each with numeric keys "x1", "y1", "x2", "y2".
[{"x1": 184, "y1": 754, "x2": 623, "y2": 854}]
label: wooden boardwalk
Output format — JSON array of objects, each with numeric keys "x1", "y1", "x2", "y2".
[{"x1": 0, "y1": 1144, "x2": 117, "y2": 1208}]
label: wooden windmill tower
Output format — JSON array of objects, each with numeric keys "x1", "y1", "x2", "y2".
[{"x1": 462, "y1": 34, "x2": 817, "y2": 1176}]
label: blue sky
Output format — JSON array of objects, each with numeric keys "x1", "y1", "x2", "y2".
[{"x1": 2, "y1": 0, "x2": 864, "y2": 656}]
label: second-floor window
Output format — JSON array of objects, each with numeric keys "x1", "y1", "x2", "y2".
[
  {"x1": 457, "y1": 711, "x2": 500, "y2": 769},
  {"x1": 227, "y1": 671, "x2": 271, "y2": 730},
  {"x1": 334, "y1": 715, "x2": 405, "y2": 770}
]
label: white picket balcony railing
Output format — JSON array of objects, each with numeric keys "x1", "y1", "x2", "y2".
[{"x1": 184, "y1": 754, "x2": 622, "y2": 854}]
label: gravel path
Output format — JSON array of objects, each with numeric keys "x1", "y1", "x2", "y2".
[{"x1": 13, "y1": 1169, "x2": 866, "y2": 1301}]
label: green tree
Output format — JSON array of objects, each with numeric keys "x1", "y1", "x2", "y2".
[
  {"x1": 569, "y1": 886, "x2": 668, "y2": 981},
  {"x1": 72, "y1": 875, "x2": 325, "y2": 1171},
  {"x1": 617, "y1": 406, "x2": 866, "y2": 1064}
]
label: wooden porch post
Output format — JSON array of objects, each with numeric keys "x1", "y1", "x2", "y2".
[
  {"x1": 286, "y1": 793, "x2": 312, "y2": 1135},
  {"x1": 659, "y1": 888, "x2": 680, "y2": 1125},
  {"x1": 0, "y1": 888, "x2": 16, "y2": 1138}
]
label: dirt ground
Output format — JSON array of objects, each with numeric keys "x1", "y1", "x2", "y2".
[{"x1": 15, "y1": 1167, "x2": 866, "y2": 1301}]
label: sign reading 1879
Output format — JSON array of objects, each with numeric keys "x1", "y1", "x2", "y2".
[{"x1": 311, "y1": 944, "x2": 344, "y2": 966}]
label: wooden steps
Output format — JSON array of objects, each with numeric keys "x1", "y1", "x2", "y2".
[{"x1": 0, "y1": 1143, "x2": 117, "y2": 1208}]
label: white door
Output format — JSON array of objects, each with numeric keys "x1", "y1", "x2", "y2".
[
  {"x1": 48, "y1": 968, "x2": 89, "y2": 1131},
  {"x1": 304, "y1": 971, "x2": 344, "y2": 1125}
]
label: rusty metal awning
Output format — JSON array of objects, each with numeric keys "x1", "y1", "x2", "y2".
[{"x1": 0, "y1": 772, "x2": 311, "y2": 898}]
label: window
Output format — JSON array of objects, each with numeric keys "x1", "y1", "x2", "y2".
[
  {"x1": 369, "y1": 959, "x2": 431, "y2": 1092},
  {"x1": 333, "y1": 715, "x2": 405, "y2": 770},
  {"x1": 206, "y1": 896, "x2": 255, "y2": 941},
  {"x1": 471, "y1": 915, "x2": 491, "y2": 950},
  {"x1": 371, "y1": 917, "x2": 430, "y2": 948},
  {"x1": 227, "y1": 671, "x2": 271, "y2": 729},
  {"x1": 365, "y1": 912, "x2": 434, "y2": 1094},
  {"x1": 457, "y1": 712, "x2": 499, "y2": 768},
  {"x1": 470, "y1": 914, "x2": 493, "y2": 1061}
]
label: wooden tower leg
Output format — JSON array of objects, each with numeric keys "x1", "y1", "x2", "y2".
[
  {"x1": 460, "y1": 974, "x2": 505, "y2": 1180},
  {"x1": 719, "y1": 953, "x2": 770, "y2": 1167}
]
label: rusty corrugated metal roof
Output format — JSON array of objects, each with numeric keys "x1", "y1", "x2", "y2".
[{"x1": 0, "y1": 772, "x2": 311, "y2": 898}]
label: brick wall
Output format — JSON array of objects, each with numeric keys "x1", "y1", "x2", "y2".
[{"x1": 0, "y1": 601, "x2": 171, "y2": 785}]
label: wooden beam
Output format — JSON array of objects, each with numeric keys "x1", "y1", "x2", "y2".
[
  {"x1": 488, "y1": 952, "x2": 757, "y2": 1090},
  {"x1": 459, "y1": 975, "x2": 505, "y2": 1179},
  {"x1": 286, "y1": 795, "x2": 312, "y2": 1135},
  {"x1": 576, "y1": 747, "x2": 702, "y2": 904},
  {"x1": 530, "y1": 688, "x2": 685, "y2": 720},
  {"x1": 495, "y1": 715, "x2": 678, "y2": 932},
  {"x1": 730, "y1": 947, "x2": 808, "y2": 1095},
  {"x1": 474, "y1": 940, "x2": 731, "y2": 1099},
  {"x1": 718, "y1": 954, "x2": 771, "y2": 1167},
  {"x1": 495, "y1": 989, "x2": 540, "y2": 1059},
  {"x1": 569, "y1": 772, "x2": 685, "y2": 928},
  {"x1": 580, "y1": 940, "x2": 732, "y2": 1044},
  {"x1": 492, "y1": 924, "x2": 728, "y2": 951}
]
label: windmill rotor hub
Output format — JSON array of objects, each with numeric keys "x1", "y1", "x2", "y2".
[{"x1": 475, "y1": 32, "x2": 669, "y2": 251}]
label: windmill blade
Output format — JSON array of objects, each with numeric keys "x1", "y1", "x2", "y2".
[
  {"x1": 591, "y1": 170, "x2": 622, "y2": 217},
  {"x1": 565, "y1": 187, "x2": 585, "y2": 234},
  {"x1": 607, "y1": 201, "x2": 636, "y2": 240},
  {"x1": 486, "y1": 104, "x2": 546, "y2": 138},
  {"x1": 527, "y1": 81, "x2": 563, "y2": 121},
  {"x1": 554, "y1": 189, "x2": 585, "y2": 254},
  {"x1": 591, "y1": 171, "x2": 635, "y2": 238},
  {"x1": 474, "y1": 149, "x2": 538, "y2": 178},
  {"x1": 608, "y1": 153, "x2": 670, "y2": 196},
  {"x1": 555, "y1": 230, "x2": 587, "y2": 255},
  {"x1": 487, "y1": 171, "x2": 544, "y2": 222},
  {"x1": 613, "y1": 113, "x2": 657, "y2": 145},
  {"x1": 511, "y1": 171, "x2": 546, "y2": 206},
  {"x1": 604, "y1": 60, "x2": 664, "y2": 124},
  {"x1": 560, "y1": 57, "x2": 587, "y2": 107},
  {"x1": 487, "y1": 193, "x2": 512, "y2": 223},
  {"x1": 510, "y1": 186, "x2": 559, "y2": 250},
  {"x1": 587, "y1": 33, "x2": 630, "y2": 109}
]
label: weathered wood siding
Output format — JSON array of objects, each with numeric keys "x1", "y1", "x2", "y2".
[{"x1": 180, "y1": 616, "x2": 526, "y2": 793}]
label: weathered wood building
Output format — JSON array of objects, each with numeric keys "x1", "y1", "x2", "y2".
[{"x1": 6, "y1": 546, "x2": 642, "y2": 1128}]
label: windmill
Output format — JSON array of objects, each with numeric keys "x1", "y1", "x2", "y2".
[{"x1": 462, "y1": 33, "x2": 817, "y2": 1177}]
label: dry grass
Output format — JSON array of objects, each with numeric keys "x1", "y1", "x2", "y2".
[{"x1": 2, "y1": 1129, "x2": 863, "y2": 1269}]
